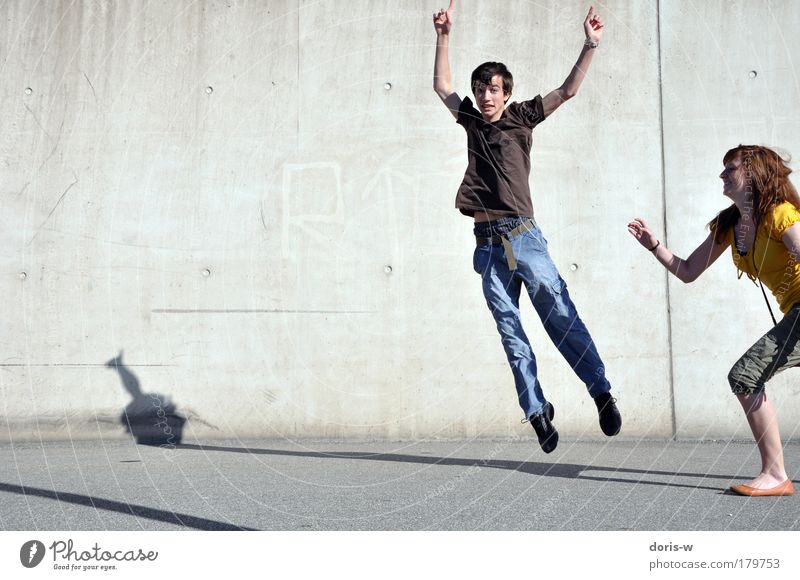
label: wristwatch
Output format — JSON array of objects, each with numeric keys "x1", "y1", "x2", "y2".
[{"x1": 584, "y1": 38, "x2": 599, "y2": 49}]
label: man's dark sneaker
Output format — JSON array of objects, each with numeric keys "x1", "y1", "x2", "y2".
[
  {"x1": 529, "y1": 402, "x2": 558, "y2": 453},
  {"x1": 594, "y1": 392, "x2": 621, "y2": 436}
]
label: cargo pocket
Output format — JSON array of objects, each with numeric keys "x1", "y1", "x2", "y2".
[
  {"x1": 551, "y1": 275, "x2": 567, "y2": 293},
  {"x1": 548, "y1": 275, "x2": 572, "y2": 316}
]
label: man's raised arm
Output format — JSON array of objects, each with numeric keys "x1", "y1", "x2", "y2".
[
  {"x1": 542, "y1": 5, "x2": 604, "y2": 117},
  {"x1": 433, "y1": 0, "x2": 461, "y2": 119}
]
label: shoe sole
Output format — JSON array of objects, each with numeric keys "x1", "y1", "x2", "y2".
[
  {"x1": 729, "y1": 480, "x2": 795, "y2": 496},
  {"x1": 541, "y1": 432, "x2": 558, "y2": 454},
  {"x1": 600, "y1": 422, "x2": 621, "y2": 437}
]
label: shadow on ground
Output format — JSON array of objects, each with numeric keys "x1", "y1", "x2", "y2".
[
  {"x1": 0, "y1": 482, "x2": 253, "y2": 530},
  {"x1": 107, "y1": 351, "x2": 186, "y2": 446},
  {"x1": 175, "y1": 443, "x2": 789, "y2": 493}
]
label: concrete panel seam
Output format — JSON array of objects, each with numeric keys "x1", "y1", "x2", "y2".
[{"x1": 656, "y1": 0, "x2": 677, "y2": 439}]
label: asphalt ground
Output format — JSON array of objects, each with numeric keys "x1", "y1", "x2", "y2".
[{"x1": 1, "y1": 436, "x2": 798, "y2": 531}]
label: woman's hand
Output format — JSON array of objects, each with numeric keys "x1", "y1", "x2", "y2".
[{"x1": 628, "y1": 218, "x2": 658, "y2": 250}]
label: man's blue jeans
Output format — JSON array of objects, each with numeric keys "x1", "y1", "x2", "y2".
[{"x1": 473, "y1": 217, "x2": 611, "y2": 419}]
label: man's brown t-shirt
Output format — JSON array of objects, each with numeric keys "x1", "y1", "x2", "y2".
[{"x1": 455, "y1": 95, "x2": 546, "y2": 218}]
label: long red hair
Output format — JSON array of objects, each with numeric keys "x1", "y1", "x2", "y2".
[{"x1": 708, "y1": 145, "x2": 800, "y2": 243}]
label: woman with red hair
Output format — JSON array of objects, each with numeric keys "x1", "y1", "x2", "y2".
[{"x1": 629, "y1": 145, "x2": 798, "y2": 496}]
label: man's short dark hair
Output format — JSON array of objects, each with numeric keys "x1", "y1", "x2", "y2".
[{"x1": 470, "y1": 62, "x2": 513, "y2": 96}]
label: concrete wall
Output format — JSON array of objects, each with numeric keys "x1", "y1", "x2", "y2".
[
  {"x1": 0, "y1": 0, "x2": 797, "y2": 443},
  {"x1": 660, "y1": 0, "x2": 800, "y2": 439}
]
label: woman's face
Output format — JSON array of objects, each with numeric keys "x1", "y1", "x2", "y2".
[{"x1": 720, "y1": 155, "x2": 748, "y2": 199}]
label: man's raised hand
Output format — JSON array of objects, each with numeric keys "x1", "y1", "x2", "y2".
[
  {"x1": 584, "y1": 5, "x2": 604, "y2": 43},
  {"x1": 433, "y1": 0, "x2": 455, "y2": 36}
]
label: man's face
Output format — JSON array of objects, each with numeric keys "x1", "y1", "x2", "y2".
[{"x1": 473, "y1": 74, "x2": 508, "y2": 122}]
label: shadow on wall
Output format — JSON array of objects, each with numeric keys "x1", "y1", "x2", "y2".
[{"x1": 106, "y1": 351, "x2": 186, "y2": 446}]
